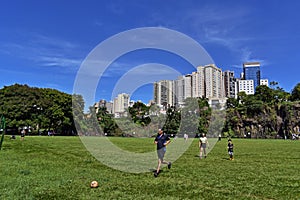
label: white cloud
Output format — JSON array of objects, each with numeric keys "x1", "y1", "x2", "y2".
[
  {"x1": 144, "y1": 3, "x2": 257, "y2": 62},
  {"x1": 38, "y1": 56, "x2": 83, "y2": 67},
  {"x1": 1, "y1": 32, "x2": 83, "y2": 68}
]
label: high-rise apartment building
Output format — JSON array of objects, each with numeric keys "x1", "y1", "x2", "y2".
[
  {"x1": 243, "y1": 62, "x2": 261, "y2": 91},
  {"x1": 162, "y1": 64, "x2": 225, "y2": 107},
  {"x1": 153, "y1": 80, "x2": 174, "y2": 108},
  {"x1": 191, "y1": 68, "x2": 205, "y2": 98},
  {"x1": 113, "y1": 93, "x2": 130, "y2": 117},
  {"x1": 173, "y1": 75, "x2": 193, "y2": 107},
  {"x1": 202, "y1": 64, "x2": 224, "y2": 99},
  {"x1": 174, "y1": 76, "x2": 184, "y2": 107},
  {"x1": 223, "y1": 70, "x2": 237, "y2": 98},
  {"x1": 184, "y1": 74, "x2": 192, "y2": 98}
]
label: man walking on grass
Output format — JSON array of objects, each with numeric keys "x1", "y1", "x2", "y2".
[{"x1": 154, "y1": 128, "x2": 171, "y2": 177}]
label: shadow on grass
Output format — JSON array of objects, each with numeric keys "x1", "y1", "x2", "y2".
[{"x1": 149, "y1": 169, "x2": 164, "y2": 173}]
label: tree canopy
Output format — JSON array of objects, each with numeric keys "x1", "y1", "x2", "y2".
[{"x1": 0, "y1": 84, "x2": 84, "y2": 135}]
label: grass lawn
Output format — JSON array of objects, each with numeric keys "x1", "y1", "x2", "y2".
[{"x1": 0, "y1": 136, "x2": 299, "y2": 200}]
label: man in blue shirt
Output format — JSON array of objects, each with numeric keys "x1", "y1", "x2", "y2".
[{"x1": 154, "y1": 128, "x2": 171, "y2": 177}]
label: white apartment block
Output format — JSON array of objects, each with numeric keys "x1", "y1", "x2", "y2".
[
  {"x1": 113, "y1": 93, "x2": 130, "y2": 117},
  {"x1": 192, "y1": 69, "x2": 205, "y2": 98},
  {"x1": 94, "y1": 99, "x2": 113, "y2": 114},
  {"x1": 260, "y1": 79, "x2": 269, "y2": 87},
  {"x1": 184, "y1": 74, "x2": 192, "y2": 99},
  {"x1": 174, "y1": 74, "x2": 194, "y2": 106},
  {"x1": 202, "y1": 64, "x2": 225, "y2": 99},
  {"x1": 106, "y1": 101, "x2": 113, "y2": 114},
  {"x1": 153, "y1": 80, "x2": 174, "y2": 107},
  {"x1": 160, "y1": 64, "x2": 226, "y2": 107},
  {"x1": 174, "y1": 76, "x2": 185, "y2": 106},
  {"x1": 238, "y1": 80, "x2": 254, "y2": 95}
]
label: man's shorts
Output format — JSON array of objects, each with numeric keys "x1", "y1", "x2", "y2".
[{"x1": 157, "y1": 148, "x2": 166, "y2": 160}]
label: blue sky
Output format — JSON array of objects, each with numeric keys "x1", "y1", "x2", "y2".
[{"x1": 1, "y1": 0, "x2": 300, "y2": 108}]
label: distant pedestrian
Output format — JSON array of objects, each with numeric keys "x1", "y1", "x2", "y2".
[
  {"x1": 218, "y1": 134, "x2": 222, "y2": 141},
  {"x1": 184, "y1": 133, "x2": 188, "y2": 142},
  {"x1": 154, "y1": 128, "x2": 171, "y2": 177},
  {"x1": 20, "y1": 129, "x2": 25, "y2": 141},
  {"x1": 199, "y1": 134, "x2": 209, "y2": 159},
  {"x1": 227, "y1": 139, "x2": 234, "y2": 160}
]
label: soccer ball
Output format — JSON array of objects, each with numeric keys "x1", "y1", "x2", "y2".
[{"x1": 90, "y1": 180, "x2": 99, "y2": 188}]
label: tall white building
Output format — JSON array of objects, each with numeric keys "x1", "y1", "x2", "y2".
[
  {"x1": 113, "y1": 93, "x2": 130, "y2": 117},
  {"x1": 174, "y1": 76, "x2": 185, "y2": 107},
  {"x1": 174, "y1": 74, "x2": 194, "y2": 106},
  {"x1": 157, "y1": 64, "x2": 226, "y2": 107},
  {"x1": 202, "y1": 64, "x2": 224, "y2": 99},
  {"x1": 153, "y1": 80, "x2": 174, "y2": 108},
  {"x1": 191, "y1": 68, "x2": 205, "y2": 98},
  {"x1": 184, "y1": 74, "x2": 192, "y2": 99}
]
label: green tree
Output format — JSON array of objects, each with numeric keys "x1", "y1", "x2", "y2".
[
  {"x1": 0, "y1": 84, "x2": 79, "y2": 135},
  {"x1": 290, "y1": 83, "x2": 300, "y2": 101},
  {"x1": 128, "y1": 102, "x2": 150, "y2": 126},
  {"x1": 226, "y1": 97, "x2": 239, "y2": 108},
  {"x1": 72, "y1": 94, "x2": 87, "y2": 134},
  {"x1": 180, "y1": 97, "x2": 211, "y2": 136},
  {"x1": 237, "y1": 91, "x2": 247, "y2": 105},
  {"x1": 270, "y1": 81, "x2": 278, "y2": 89},
  {"x1": 96, "y1": 106, "x2": 118, "y2": 136},
  {"x1": 163, "y1": 106, "x2": 181, "y2": 135},
  {"x1": 255, "y1": 85, "x2": 274, "y2": 103}
]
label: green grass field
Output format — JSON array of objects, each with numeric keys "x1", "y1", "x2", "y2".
[{"x1": 0, "y1": 136, "x2": 299, "y2": 200}]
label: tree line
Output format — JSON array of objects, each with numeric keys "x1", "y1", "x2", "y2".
[
  {"x1": 0, "y1": 84, "x2": 80, "y2": 135},
  {"x1": 223, "y1": 82, "x2": 300, "y2": 138},
  {"x1": 1, "y1": 82, "x2": 300, "y2": 138},
  {"x1": 91, "y1": 82, "x2": 300, "y2": 138}
]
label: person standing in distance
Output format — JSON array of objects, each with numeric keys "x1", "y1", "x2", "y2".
[
  {"x1": 20, "y1": 129, "x2": 25, "y2": 141},
  {"x1": 199, "y1": 133, "x2": 209, "y2": 159},
  {"x1": 227, "y1": 139, "x2": 234, "y2": 160},
  {"x1": 154, "y1": 128, "x2": 171, "y2": 177}
]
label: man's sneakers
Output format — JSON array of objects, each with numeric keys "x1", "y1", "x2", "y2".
[
  {"x1": 154, "y1": 163, "x2": 172, "y2": 178},
  {"x1": 168, "y1": 162, "x2": 172, "y2": 169}
]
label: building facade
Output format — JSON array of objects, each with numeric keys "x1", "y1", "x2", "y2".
[
  {"x1": 238, "y1": 79, "x2": 254, "y2": 95},
  {"x1": 243, "y1": 62, "x2": 261, "y2": 91},
  {"x1": 260, "y1": 79, "x2": 269, "y2": 87},
  {"x1": 191, "y1": 68, "x2": 205, "y2": 98},
  {"x1": 113, "y1": 93, "x2": 130, "y2": 117},
  {"x1": 223, "y1": 70, "x2": 237, "y2": 98},
  {"x1": 153, "y1": 80, "x2": 174, "y2": 108},
  {"x1": 174, "y1": 76, "x2": 185, "y2": 107},
  {"x1": 203, "y1": 64, "x2": 224, "y2": 99}
]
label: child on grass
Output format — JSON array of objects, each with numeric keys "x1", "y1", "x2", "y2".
[{"x1": 227, "y1": 139, "x2": 234, "y2": 160}]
